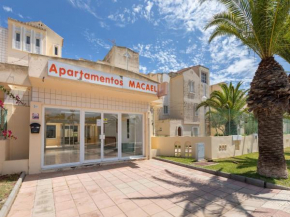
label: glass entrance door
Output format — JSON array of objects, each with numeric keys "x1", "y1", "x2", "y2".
[
  {"x1": 103, "y1": 113, "x2": 118, "y2": 159},
  {"x1": 84, "y1": 112, "x2": 102, "y2": 161}
]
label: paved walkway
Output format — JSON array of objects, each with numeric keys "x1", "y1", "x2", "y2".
[{"x1": 8, "y1": 159, "x2": 290, "y2": 217}]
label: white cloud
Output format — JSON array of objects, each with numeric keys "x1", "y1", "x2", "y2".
[
  {"x1": 139, "y1": 65, "x2": 147, "y2": 73},
  {"x1": 144, "y1": 1, "x2": 154, "y2": 20},
  {"x1": 133, "y1": 5, "x2": 143, "y2": 13},
  {"x1": 180, "y1": 44, "x2": 197, "y2": 54},
  {"x1": 83, "y1": 30, "x2": 111, "y2": 51},
  {"x1": 133, "y1": 40, "x2": 188, "y2": 73},
  {"x1": 67, "y1": 0, "x2": 99, "y2": 18},
  {"x1": 99, "y1": 21, "x2": 110, "y2": 29},
  {"x1": 150, "y1": 0, "x2": 259, "y2": 86},
  {"x1": 18, "y1": 14, "x2": 24, "y2": 19},
  {"x1": 3, "y1": 6, "x2": 12, "y2": 12}
]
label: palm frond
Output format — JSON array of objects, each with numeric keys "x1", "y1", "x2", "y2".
[{"x1": 200, "y1": 0, "x2": 290, "y2": 62}]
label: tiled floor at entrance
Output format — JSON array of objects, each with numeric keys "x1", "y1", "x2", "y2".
[{"x1": 8, "y1": 160, "x2": 290, "y2": 217}]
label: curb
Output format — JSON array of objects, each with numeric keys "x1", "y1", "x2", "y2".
[
  {"x1": 0, "y1": 172, "x2": 26, "y2": 217},
  {"x1": 153, "y1": 157, "x2": 290, "y2": 190}
]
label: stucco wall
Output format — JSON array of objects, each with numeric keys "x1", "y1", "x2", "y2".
[
  {"x1": 152, "y1": 135, "x2": 290, "y2": 160},
  {"x1": 29, "y1": 101, "x2": 42, "y2": 174},
  {"x1": 2, "y1": 159, "x2": 29, "y2": 174},
  {"x1": 210, "y1": 135, "x2": 258, "y2": 159},
  {"x1": 151, "y1": 136, "x2": 211, "y2": 159},
  {"x1": 170, "y1": 75, "x2": 184, "y2": 119},
  {"x1": 104, "y1": 46, "x2": 139, "y2": 73},
  {"x1": 6, "y1": 104, "x2": 30, "y2": 160},
  {"x1": 7, "y1": 19, "x2": 47, "y2": 66},
  {"x1": 0, "y1": 140, "x2": 9, "y2": 174},
  {"x1": 0, "y1": 63, "x2": 30, "y2": 87}
]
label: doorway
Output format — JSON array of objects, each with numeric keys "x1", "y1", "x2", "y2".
[
  {"x1": 43, "y1": 107, "x2": 144, "y2": 168},
  {"x1": 178, "y1": 127, "x2": 182, "y2": 136}
]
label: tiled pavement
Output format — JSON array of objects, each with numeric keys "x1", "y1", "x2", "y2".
[{"x1": 8, "y1": 159, "x2": 290, "y2": 217}]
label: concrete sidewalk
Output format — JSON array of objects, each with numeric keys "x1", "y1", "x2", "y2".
[{"x1": 7, "y1": 159, "x2": 290, "y2": 217}]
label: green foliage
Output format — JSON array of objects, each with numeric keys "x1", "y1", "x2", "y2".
[
  {"x1": 205, "y1": 147, "x2": 290, "y2": 187},
  {"x1": 159, "y1": 148, "x2": 290, "y2": 187},
  {"x1": 200, "y1": 0, "x2": 290, "y2": 62},
  {"x1": 158, "y1": 156, "x2": 196, "y2": 164},
  {"x1": 197, "y1": 82, "x2": 248, "y2": 135},
  {"x1": 243, "y1": 113, "x2": 258, "y2": 135}
]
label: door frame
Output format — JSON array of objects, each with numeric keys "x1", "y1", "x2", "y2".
[{"x1": 41, "y1": 105, "x2": 145, "y2": 170}]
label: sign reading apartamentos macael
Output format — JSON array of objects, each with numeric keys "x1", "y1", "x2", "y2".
[{"x1": 48, "y1": 60, "x2": 158, "y2": 94}]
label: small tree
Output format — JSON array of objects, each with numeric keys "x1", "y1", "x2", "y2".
[{"x1": 197, "y1": 82, "x2": 248, "y2": 136}]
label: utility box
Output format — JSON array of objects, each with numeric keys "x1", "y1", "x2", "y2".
[{"x1": 195, "y1": 143, "x2": 205, "y2": 161}]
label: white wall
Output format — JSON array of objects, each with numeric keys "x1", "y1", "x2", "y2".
[{"x1": 0, "y1": 27, "x2": 8, "y2": 63}]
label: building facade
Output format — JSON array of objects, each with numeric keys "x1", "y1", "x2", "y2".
[
  {"x1": 0, "y1": 18, "x2": 63, "y2": 66},
  {"x1": 149, "y1": 66, "x2": 210, "y2": 137},
  {"x1": 0, "y1": 18, "x2": 159, "y2": 175}
]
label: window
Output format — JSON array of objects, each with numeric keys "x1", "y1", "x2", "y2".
[
  {"x1": 14, "y1": 32, "x2": 21, "y2": 50},
  {"x1": 201, "y1": 72, "x2": 207, "y2": 84},
  {"x1": 174, "y1": 143, "x2": 182, "y2": 157},
  {"x1": 25, "y1": 35, "x2": 31, "y2": 52},
  {"x1": 164, "y1": 105, "x2": 168, "y2": 114},
  {"x1": 44, "y1": 108, "x2": 80, "y2": 166},
  {"x1": 189, "y1": 81, "x2": 194, "y2": 93},
  {"x1": 16, "y1": 33, "x2": 20, "y2": 42},
  {"x1": 185, "y1": 142, "x2": 192, "y2": 157},
  {"x1": 26, "y1": 36, "x2": 31, "y2": 45},
  {"x1": 54, "y1": 46, "x2": 58, "y2": 56},
  {"x1": 36, "y1": 39, "x2": 40, "y2": 47},
  {"x1": 46, "y1": 125, "x2": 56, "y2": 138},
  {"x1": 35, "y1": 38, "x2": 40, "y2": 54}
]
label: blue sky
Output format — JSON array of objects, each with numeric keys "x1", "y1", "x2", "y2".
[{"x1": 1, "y1": 0, "x2": 290, "y2": 86}]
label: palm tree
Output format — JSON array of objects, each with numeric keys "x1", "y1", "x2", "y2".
[
  {"x1": 197, "y1": 82, "x2": 248, "y2": 136},
  {"x1": 200, "y1": 0, "x2": 290, "y2": 178}
]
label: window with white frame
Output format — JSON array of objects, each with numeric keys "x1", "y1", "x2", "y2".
[
  {"x1": 201, "y1": 72, "x2": 207, "y2": 84},
  {"x1": 15, "y1": 32, "x2": 21, "y2": 50},
  {"x1": 188, "y1": 81, "x2": 195, "y2": 93},
  {"x1": 164, "y1": 105, "x2": 168, "y2": 114},
  {"x1": 25, "y1": 35, "x2": 31, "y2": 52},
  {"x1": 35, "y1": 38, "x2": 41, "y2": 54}
]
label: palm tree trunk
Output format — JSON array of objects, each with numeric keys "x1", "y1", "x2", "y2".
[
  {"x1": 247, "y1": 57, "x2": 289, "y2": 179},
  {"x1": 257, "y1": 110, "x2": 287, "y2": 178}
]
